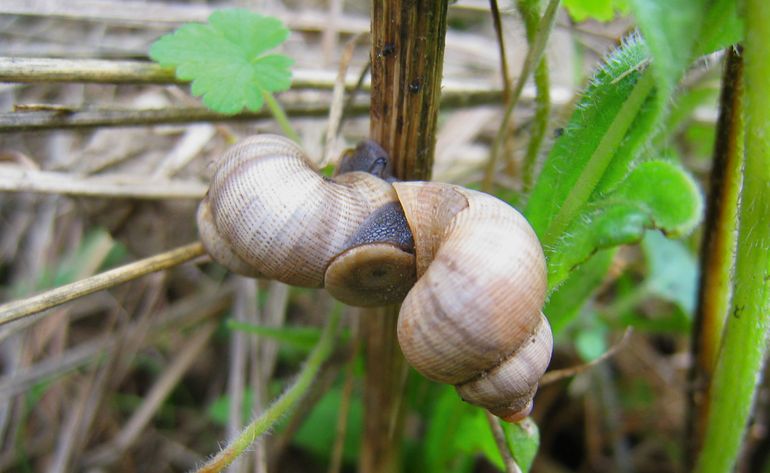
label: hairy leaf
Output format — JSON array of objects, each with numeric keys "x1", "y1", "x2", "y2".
[
  {"x1": 628, "y1": 0, "x2": 704, "y2": 98},
  {"x1": 525, "y1": 36, "x2": 659, "y2": 245},
  {"x1": 546, "y1": 161, "x2": 702, "y2": 289}
]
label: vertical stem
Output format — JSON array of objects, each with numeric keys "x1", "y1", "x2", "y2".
[
  {"x1": 369, "y1": 0, "x2": 447, "y2": 181},
  {"x1": 695, "y1": 0, "x2": 770, "y2": 469},
  {"x1": 362, "y1": 2, "x2": 448, "y2": 472},
  {"x1": 687, "y1": 47, "x2": 743, "y2": 466}
]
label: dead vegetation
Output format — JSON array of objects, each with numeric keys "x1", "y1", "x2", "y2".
[{"x1": 0, "y1": 2, "x2": 713, "y2": 472}]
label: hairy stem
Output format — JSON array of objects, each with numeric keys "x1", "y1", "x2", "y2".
[
  {"x1": 518, "y1": 0, "x2": 550, "y2": 192},
  {"x1": 687, "y1": 47, "x2": 744, "y2": 465},
  {"x1": 695, "y1": 2, "x2": 770, "y2": 470}
]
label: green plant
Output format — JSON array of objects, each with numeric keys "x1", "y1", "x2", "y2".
[{"x1": 149, "y1": 9, "x2": 298, "y2": 141}]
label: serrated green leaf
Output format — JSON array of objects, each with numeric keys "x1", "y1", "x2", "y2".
[
  {"x1": 149, "y1": 9, "x2": 293, "y2": 115},
  {"x1": 546, "y1": 161, "x2": 702, "y2": 289},
  {"x1": 642, "y1": 231, "x2": 698, "y2": 315}
]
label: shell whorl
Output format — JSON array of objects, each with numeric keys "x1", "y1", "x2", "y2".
[
  {"x1": 393, "y1": 182, "x2": 551, "y2": 421},
  {"x1": 198, "y1": 135, "x2": 404, "y2": 288}
]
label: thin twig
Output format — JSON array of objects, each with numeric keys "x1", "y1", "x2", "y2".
[
  {"x1": 0, "y1": 242, "x2": 206, "y2": 326},
  {"x1": 0, "y1": 165, "x2": 206, "y2": 198},
  {"x1": 485, "y1": 411, "x2": 522, "y2": 473},
  {"x1": 540, "y1": 328, "x2": 632, "y2": 386},
  {"x1": 489, "y1": 0, "x2": 511, "y2": 102},
  {"x1": 0, "y1": 102, "x2": 368, "y2": 132},
  {"x1": 322, "y1": 33, "x2": 366, "y2": 167},
  {"x1": 482, "y1": 0, "x2": 561, "y2": 191}
]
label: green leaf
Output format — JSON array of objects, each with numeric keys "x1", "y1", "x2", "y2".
[
  {"x1": 293, "y1": 386, "x2": 363, "y2": 465},
  {"x1": 525, "y1": 36, "x2": 660, "y2": 245},
  {"x1": 575, "y1": 321, "x2": 609, "y2": 361},
  {"x1": 697, "y1": 0, "x2": 743, "y2": 54},
  {"x1": 642, "y1": 230, "x2": 698, "y2": 315},
  {"x1": 544, "y1": 249, "x2": 615, "y2": 335},
  {"x1": 562, "y1": 0, "x2": 629, "y2": 22},
  {"x1": 149, "y1": 9, "x2": 293, "y2": 115},
  {"x1": 628, "y1": 0, "x2": 703, "y2": 98},
  {"x1": 207, "y1": 388, "x2": 254, "y2": 425},
  {"x1": 502, "y1": 418, "x2": 540, "y2": 472},
  {"x1": 421, "y1": 386, "x2": 478, "y2": 473},
  {"x1": 546, "y1": 161, "x2": 702, "y2": 289},
  {"x1": 226, "y1": 320, "x2": 321, "y2": 350}
]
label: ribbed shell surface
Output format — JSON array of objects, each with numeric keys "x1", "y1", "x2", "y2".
[
  {"x1": 394, "y1": 182, "x2": 548, "y2": 386},
  {"x1": 203, "y1": 135, "x2": 398, "y2": 287}
]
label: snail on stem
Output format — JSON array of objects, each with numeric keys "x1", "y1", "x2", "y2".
[{"x1": 197, "y1": 134, "x2": 552, "y2": 421}]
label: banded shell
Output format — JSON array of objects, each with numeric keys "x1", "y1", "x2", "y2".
[{"x1": 393, "y1": 182, "x2": 552, "y2": 421}]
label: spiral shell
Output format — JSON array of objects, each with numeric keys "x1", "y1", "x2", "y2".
[
  {"x1": 393, "y1": 182, "x2": 551, "y2": 420},
  {"x1": 197, "y1": 135, "x2": 416, "y2": 305},
  {"x1": 197, "y1": 134, "x2": 553, "y2": 421}
]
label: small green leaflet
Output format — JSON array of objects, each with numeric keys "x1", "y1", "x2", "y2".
[{"x1": 149, "y1": 9, "x2": 293, "y2": 115}]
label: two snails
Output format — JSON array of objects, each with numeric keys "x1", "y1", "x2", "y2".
[{"x1": 197, "y1": 134, "x2": 553, "y2": 421}]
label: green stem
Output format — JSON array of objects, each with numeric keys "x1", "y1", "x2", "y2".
[
  {"x1": 695, "y1": 2, "x2": 770, "y2": 471},
  {"x1": 517, "y1": 0, "x2": 551, "y2": 192},
  {"x1": 264, "y1": 92, "x2": 300, "y2": 143},
  {"x1": 686, "y1": 47, "x2": 743, "y2": 465},
  {"x1": 194, "y1": 305, "x2": 342, "y2": 473},
  {"x1": 542, "y1": 69, "x2": 655, "y2": 248},
  {"x1": 483, "y1": 0, "x2": 560, "y2": 192}
]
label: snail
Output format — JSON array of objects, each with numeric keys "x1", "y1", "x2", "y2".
[{"x1": 197, "y1": 134, "x2": 553, "y2": 421}]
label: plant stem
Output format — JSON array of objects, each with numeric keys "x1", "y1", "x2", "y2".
[
  {"x1": 483, "y1": 0, "x2": 560, "y2": 192},
  {"x1": 195, "y1": 305, "x2": 342, "y2": 473},
  {"x1": 695, "y1": 2, "x2": 770, "y2": 470},
  {"x1": 687, "y1": 47, "x2": 743, "y2": 465},
  {"x1": 0, "y1": 242, "x2": 206, "y2": 326},
  {"x1": 486, "y1": 412, "x2": 522, "y2": 473},
  {"x1": 364, "y1": 1, "x2": 448, "y2": 472},
  {"x1": 517, "y1": 0, "x2": 551, "y2": 192},
  {"x1": 489, "y1": 0, "x2": 511, "y2": 103},
  {"x1": 263, "y1": 92, "x2": 300, "y2": 143}
]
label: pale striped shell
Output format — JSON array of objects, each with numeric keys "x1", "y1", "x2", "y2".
[
  {"x1": 197, "y1": 134, "x2": 415, "y2": 304},
  {"x1": 197, "y1": 134, "x2": 552, "y2": 421},
  {"x1": 394, "y1": 182, "x2": 551, "y2": 421}
]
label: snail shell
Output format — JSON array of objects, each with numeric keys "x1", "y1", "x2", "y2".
[
  {"x1": 393, "y1": 182, "x2": 551, "y2": 420},
  {"x1": 197, "y1": 134, "x2": 552, "y2": 421}
]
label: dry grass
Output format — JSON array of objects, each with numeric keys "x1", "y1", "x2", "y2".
[{"x1": 0, "y1": 2, "x2": 698, "y2": 472}]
